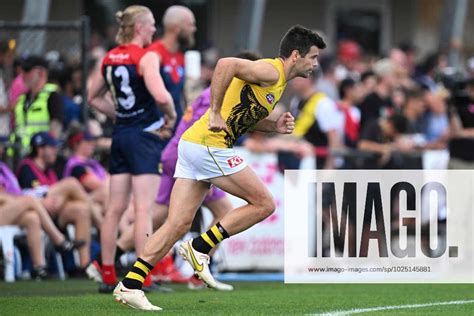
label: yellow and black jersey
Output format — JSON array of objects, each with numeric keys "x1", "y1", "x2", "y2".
[{"x1": 182, "y1": 58, "x2": 287, "y2": 148}]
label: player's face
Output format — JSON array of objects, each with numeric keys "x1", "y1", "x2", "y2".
[
  {"x1": 296, "y1": 46, "x2": 320, "y2": 78},
  {"x1": 177, "y1": 12, "x2": 196, "y2": 49},
  {"x1": 139, "y1": 12, "x2": 156, "y2": 46}
]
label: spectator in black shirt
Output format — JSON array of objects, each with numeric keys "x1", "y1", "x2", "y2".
[
  {"x1": 358, "y1": 59, "x2": 396, "y2": 132},
  {"x1": 358, "y1": 114, "x2": 411, "y2": 168},
  {"x1": 449, "y1": 78, "x2": 474, "y2": 168}
]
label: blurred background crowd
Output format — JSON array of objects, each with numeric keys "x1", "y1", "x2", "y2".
[{"x1": 0, "y1": 0, "x2": 473, "y2": 281}]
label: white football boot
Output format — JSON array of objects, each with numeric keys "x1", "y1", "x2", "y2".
[
  {"x1": 178, "y1": 240, "x2": 217, "y2": 288},
  {"x1": 113, "y1": 282, "x2": 162, "y2": 311}
]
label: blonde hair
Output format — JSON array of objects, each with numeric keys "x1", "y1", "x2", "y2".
[{"x1": 115, "y1": 5, "x2": 151, "y2": 45}]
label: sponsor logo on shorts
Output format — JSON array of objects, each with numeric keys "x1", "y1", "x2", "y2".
[
  {"x1": 266, "y1": 93, "x2": 275, "y2": 105},
  {"x1": 227, "y1": 156, "x2": 244, "y2": 168}
]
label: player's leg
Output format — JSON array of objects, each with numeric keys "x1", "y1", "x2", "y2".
[
  {"x1": 192, "y1": 166, "x2": 275, "y2": 255},
  {"x1": 119, "y1": 178, "x2": 209, "y2": 291},
  {"x1": 130, "y1": 174, "x2": 160, "y2": 257},
  {"x1": 100, "y1": 174, "x2": 131, "y2": 286}
]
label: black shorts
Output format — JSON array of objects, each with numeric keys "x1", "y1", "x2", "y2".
[{"x1": 109, "y1": 129, "x2": 166, "y2": 175}]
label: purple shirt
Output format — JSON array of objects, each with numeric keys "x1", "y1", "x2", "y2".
[
  {"x1": 162, "y1": 87, "x2": 211, "y2": 160},
  {"x1": 0, "y1": 162, "x2": 22, "y2": 196}
]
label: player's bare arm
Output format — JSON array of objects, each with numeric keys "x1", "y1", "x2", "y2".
[
  {"x1": 87, "y1": 72, "x2": 116, "y2": 119},
  {"x1": 140, "y1": 51, "x2": 177, "y2": 134},
  {"x1": 208, "y1": 58, "x2": 280, "y2": 133},
  {"x1": 252, "y1": 112, "x2": 295, "y2": 134}
]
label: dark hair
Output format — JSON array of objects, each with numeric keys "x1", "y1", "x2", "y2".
[
  {"x1": 360, "y1": 70, "x2": 375, "y2": 82},
  {"x1": 339, "y1": 78, "x2": 356, "y2": 99},
  {"x1": 22, "y1": 55, "x2": 48, "y2": 72},
  {"x1": 234, "y1": 50, "x2": 262, "y2": 61},
  {"x1": 387, "y1": 114, "x2": 409, "y2": 134},
  {"x1": 279, "y1": 25, "x2": 326, "y2": 58},
  {"x1": 405, "y1": 87, "x2": 424, "y2": 101}
]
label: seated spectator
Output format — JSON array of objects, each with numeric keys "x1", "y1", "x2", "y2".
[
  {"x1": 0, "y1": 140, "x2": 84, "y2": 279},
  {"x1": 16, "y1": 132, "x2": 93, "y2": 270},
  {"x1": 64, "y1": 129, "x2": 106, "y2": 227}
]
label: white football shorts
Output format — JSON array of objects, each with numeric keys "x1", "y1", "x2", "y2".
[{"x1": 174, "y1": 139, "x2": 247, "y2": 181}]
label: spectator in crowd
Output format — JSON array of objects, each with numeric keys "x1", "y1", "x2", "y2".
[
  {"x1": 401, "y1": 88, "x2": 427, "y2": 134},
  {"x1": 358, "y1": 58, "x2": 396, "y2": 132},
  {"x1": 16, "y1": 132, "x2": 93, "y2": 271},
  {"x1": 290, "y1": 72, "x2": 343, "y2": 169},
  {"x1": 449, "y1": 77, "x2": 474, "y2": 169},
  {"x1": 0, "y1": 188, "x2": 48, "y2": 279},
  {"x1": 398, "y1": 42, "x2": 417, "y2": 76},
  {"x1": 0, "y1": 139, "x2": 85, "y2": 279},
  {"x1": 63, "y1": 129, "x2": 105, "y2": 227},
  {"x1": 49, "y1": 66, "x2": 82, "y2": 129},
  {"x1": 337, "y1": 78, "x2": 363, "y2": 148},
  {"x1": 415, "y1": 52, "x2": 445, "y2": 92},
  {"x1": 13, "y1": 56, "x2": 64, "y2": 155},
  {"x1": 335, "y1": 40, "x2": 362, "y2": 81},
  {"x1": 315, "y1": 55, "x2": 339, "y2": 101},
  {"x1": 358, "y1": 114, "x2": 411, "y2": 168},
  {"x1": 360, "y1": 70, "x2": 377, "y2": 99},
  {"x1": 423, "y1": 88, "x2": 450, "y2": 149},
  {"x1": 8, "y1": 57, "x2": 28, "y2": 110},
  {"x1": 0, "y1": 42, "x2": 11, "y2": 139},
  {"x1": 147, "y1": 5, "x2": 196, "y2": 127}
]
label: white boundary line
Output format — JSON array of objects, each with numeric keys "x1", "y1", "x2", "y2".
[{"x1": 313, "y1": 300, "x2": 474, "y2": 315}]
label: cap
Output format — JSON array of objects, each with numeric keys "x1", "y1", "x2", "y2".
[
  {"x1": 21, "y1": 55, "x2": 48, "y2": 72},
  {"x1": 30, "y1": 132, "x2": 59, "y2": 148},
  {"x1": 68, "y1": 130, "x2": 98, "y2": 147}
]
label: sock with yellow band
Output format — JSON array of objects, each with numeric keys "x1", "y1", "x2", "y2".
[
  {"x1": 192, "y1": 222, "x2": 229, "y2": 254},
  {"x1": 122, "y1": 257, "x2": 154, "y2": 290}
]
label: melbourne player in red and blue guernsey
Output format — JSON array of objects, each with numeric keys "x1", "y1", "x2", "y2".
[
  {"x1": 87, "y1": 5, "x2": 176, "y2": 299},
  {"x1": 147, "y1": 5, "x2": 196, "y2": 127}
]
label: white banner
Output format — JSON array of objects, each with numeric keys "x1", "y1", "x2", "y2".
[{"x1": 285, "y1": 170, "x2": 474, "y2": 283}]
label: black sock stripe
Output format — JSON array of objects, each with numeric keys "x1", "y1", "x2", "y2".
[
  {"x1": 130, "y1": 266, "x2": 147, "y2": 278},
  {"x1": 137, "y1": 257, "x2": 154, "y2": 270},
  {"x1": 217, "y1": 222, "x2": 230, "y2": 239},
  {"x1": 206, "y1": 231, "x2": 219, "y2": 244}
]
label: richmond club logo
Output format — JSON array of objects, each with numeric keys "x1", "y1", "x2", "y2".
[{"x1": 266, "y1": 93, "x2": 275, "y2": 105}]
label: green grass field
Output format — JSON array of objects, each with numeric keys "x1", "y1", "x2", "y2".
[{"x1": 0, "y1": 280, "x2": 473, "y2": 315}]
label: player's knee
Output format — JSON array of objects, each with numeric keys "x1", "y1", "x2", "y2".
[
  {"x1": 257, "y1": 196, "x2": 276, "y2": 220},
  {"x1": 170, "y1": 218, "x2": 192, "y2": 237}
]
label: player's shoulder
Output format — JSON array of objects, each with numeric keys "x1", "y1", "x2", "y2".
[
  {"x1": 147, "y1": 40, "x2": 165, "y2": 56},
  {"x1": 103, "y1": 44, "x2": 145, "y2": 66}
]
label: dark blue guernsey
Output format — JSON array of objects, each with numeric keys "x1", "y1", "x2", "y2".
[{"x1": 102, "y1": 44, "x2": 164, "y2": 131}]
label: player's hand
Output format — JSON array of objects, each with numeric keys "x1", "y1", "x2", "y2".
[
  {"x1": 276, "y1": 112, "x2": 295, "y2": 134},
  {"x1": 158, "y1": 112, "x2": 176, "y2": 139},
  {"x1": 208, "y1": 111, "x2": 229, "y2": 133}
]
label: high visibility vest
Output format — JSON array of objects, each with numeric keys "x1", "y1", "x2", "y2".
[{"x1": 14, "y1": 83, "x2": 57, "y2": 152}]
